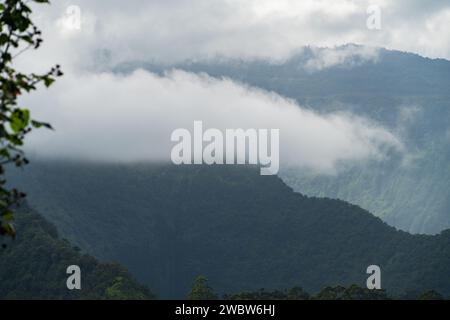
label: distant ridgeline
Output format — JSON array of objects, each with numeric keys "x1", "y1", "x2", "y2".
[
  {"x1": 113, "y1": 46, "x2": 450, "y2": 234},
  {"x1": 0, "y1": 206, "x2": 154, "y2": 300},
  {"x1": 8, "y1": 162, "x2": 450, "y2": 299}
]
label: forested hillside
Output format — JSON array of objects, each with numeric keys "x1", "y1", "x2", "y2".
[
  {"x1": 0, "y1": 207, "x2": 154, "y2": 300},
  {"x1": 8, "y1": 162, "x2": 450, "y2": 298}
]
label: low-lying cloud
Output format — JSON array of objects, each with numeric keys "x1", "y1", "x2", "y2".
[
  {"x1": 22, "y1": 69, "x2": 403, "y2": 174},
  {"x1": 304, "y1": 45, "x2": 379, "y2": 71}
]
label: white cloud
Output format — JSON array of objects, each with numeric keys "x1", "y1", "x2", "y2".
[
  {"x1": 397, "y1": 105, "x2": 422, "y2": 127},
  {"x1": 22, "y1": 69, "x2": 402, "y2": 174},
  {"x1": 304, "y1": 45, "x2": 379, "y2": 71}
]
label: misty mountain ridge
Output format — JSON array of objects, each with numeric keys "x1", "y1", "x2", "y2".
[
  {"x1": 111, "y1": 44, "x2": 450, "y2": 234},
  {"x1": 113, "y1": 44, "x2": 450, "y2": 100}
]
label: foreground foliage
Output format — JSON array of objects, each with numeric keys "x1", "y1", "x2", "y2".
[
  {"x1": 192, "y1": 276, "x2": 445, "y2": 300},
  {"x1": 0, "y1": 207, "x2": 154, "y2": 299},
  {"x1": 0, "y1": 0, "x2": 62, "y2": 238}
]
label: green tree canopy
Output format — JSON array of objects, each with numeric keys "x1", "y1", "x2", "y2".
[
  {"x1": 188, "y1": 275, "x2": 218, "y2": 300},
  {"x1": 418, "y1": 290, "x2": 444, "y2": 300}
]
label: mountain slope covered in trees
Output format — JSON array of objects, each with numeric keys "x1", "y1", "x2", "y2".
[
  {"x1": 8, "y1": 162, "x2": 450, "y2": 298},
  {"x1": 0, "y1": 206, "x2": 154, "y2": 300}
]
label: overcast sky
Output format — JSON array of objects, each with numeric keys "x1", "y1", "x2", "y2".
[
  {"x1": 25, "y1": 0, "x2": 450, "y2": 69},
  {"x1": 16, "y1": 0, "x2": 448, "y2": 173}
]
